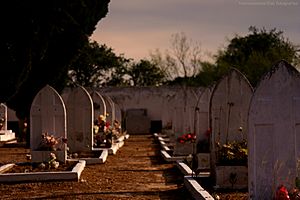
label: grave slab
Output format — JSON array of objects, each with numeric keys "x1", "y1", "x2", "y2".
[
  {"x1": 0, "y1": 160, "x2": 86, "y2": 183},
  {"x1": 160, "y1": 150, "x2": 191, "y2": 162},
  {"x1": 68, "y1": 150, "x2": 108, "y2": 164},
  {"x1": 184, "y1": 176, "x2": 215, "y2": 200}
]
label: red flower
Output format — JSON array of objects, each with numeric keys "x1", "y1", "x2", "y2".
[
  {"x1": 177, "y1": 133, "x2": 196, "y2": 143},
  {"x1": 275, "y1": 185, "x2": 290, "y2": 200}
]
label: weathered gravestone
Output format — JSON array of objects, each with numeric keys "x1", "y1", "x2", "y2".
[
  {"x1": 172, "y1": 87, "x2": 199, "y2": 136},
  {"x1": 210, "y1": 68, "x2": 253, "y2": 189},
  {"x1": 193, "y1": 87, "x2": 213, "y2": 170},
  {"x1": 0, "y1": 103, "x2": 8, "y2": 131},
  {"x1": 30, "y1": 85, "x2": 67, "y2": 163},
  {"x1": 0, "y1": 103, "x2": 16, "y2": 141},
  {"x1": 65, "y1": 86, "x2": 94, "y2": 153},
  {"x1": 90, "y1": 90, "x2": 107, "y2": 119},
  {"x1": 194, "y1": 87, "x2": 212, "y2": 143},
  {"x1": 173, "y1": 87, "x2": 200, "y2": 156},
  {"x1": 248, "y1": 61, "x2": 300, "y2": 199},
  {"x1": 114, "y1": 102, "x2": 122, "y2": 127},
  {"x1": 103, "y1": 95, "x2": 115, "y2": 124}
]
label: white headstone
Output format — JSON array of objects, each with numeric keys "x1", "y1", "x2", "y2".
[
  {"x1": 0, "y1": 103, "x2": 7, "y2": 130},
  {"x1": 103, "y1": 95, "x2": 115, "y2": 124},
  {"x1": 194, "y1": 87, "x2": 213, "y2": 142},
  {"x1": 90, "y1": 90, "x2": 106, "y2": 119},
  {"x1": 0, "y1": 103, "x2": 16, "y2": 142},
  {"x1": 172, "y1": 87, "x2": 199, "y2": 136},
  {"x1": 248, "y1": 61, "x2": 300, "y2": 199},
  {"x1": 114, "y1": 102, "x2": 122, "y2": 125},
  {"x1": 30, "y1": 85, "x2": 67, "y2": 163},
  {"x1": 172, "y1": 87, "x2": 201, "y2": 156},
  {"x1": 210, "y1": 68, "x2": 253, "y2": 157},
  {"x1": 65, "y1": 86, "x2": 94, "y2": 153},
  {"x1": 210, "y1": 68, "x2": 253, "y2": 189}
]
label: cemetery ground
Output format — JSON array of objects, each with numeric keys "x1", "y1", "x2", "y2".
[{"x1": 0, "y1": 134, "x2": 194, "y2": 200}]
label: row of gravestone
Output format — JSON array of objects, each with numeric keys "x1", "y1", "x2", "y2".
[
  {"x1": 208, "y1": 60, "x2": 300, "y2": 198},
  {"x1": 28, "y1": 60, "x2": 298, "y2": 198},
  {"x1": 168, "y1": 60, "x2": 299, "y2": 198},
  {"x1": 98, "y1": 86, "x2": 203, "y2": 138},
  {"x1": 30, "y1": 85, "x2": 122, "y2": 163}
]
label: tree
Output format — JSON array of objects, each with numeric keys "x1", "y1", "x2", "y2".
[
  {"x1": 68, "y1": 42, "x2": 166, "y2": 87},
  {"x1": 128, "y1": 60, "x2": 166, "y2": 86},
  {"x1": 0, "y1": 0, "x2": 110, "y2": 118},
  {"x1": 150, "y1": 32, "x2": 202, "y2": 81},
  {"x1": 213, "y1": 26, "x2": 300, "y2": 86},
  {"x1": 68, "y1": 41, "x2": 130, "y2": 87},
  {"x1": 193, "y1": 61, "x2": 219, "y2": 87}
]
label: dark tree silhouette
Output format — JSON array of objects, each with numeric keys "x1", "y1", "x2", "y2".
[{"x1": 0, "y1": 0, "x2": 110, "y2": 118}]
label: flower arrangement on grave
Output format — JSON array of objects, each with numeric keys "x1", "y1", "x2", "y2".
[
  {"x1": 216, "y1": 140, "x2": 247, "y2": 166},
  {"x1": 177, "y1": 132, "x2": 196, "y2": 144},
  {"x1": 38, "y1": 152, "x2": 60, "y2": 169},
  {"x1": 94, "y1": 115, "x2": 115, "y2": 148},
  {"x1": 274, "y1": 178, "x2": 300, "y2": 200},
  {"x1": 103, "y1": 122, "x2": 113, "y2": 148},
  {"x1": 48, "y1": 152, "x2": 59, "y2": 169},
  {"x1": 275, "y1": 185, "x2": 290, "y2": 200},
  {"x1": 215, "y1": 126, "x2": 247, "y2": 165},
  {"x1": 274, "y1": 184, "x2": 300, "y2": 200},
  {"x1": 37, "y1": 132, "x2": 67, "y2": 151}
]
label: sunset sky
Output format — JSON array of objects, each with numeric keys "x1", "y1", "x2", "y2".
[{"x1": 91, "y1": 0, "x2": 300, "y2": 62}]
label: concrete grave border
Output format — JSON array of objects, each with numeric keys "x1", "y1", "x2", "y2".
[
  {"x1": 184, "y1": 176, "x2": 215, "y2": 200},
  {"x1": 68, "y1": 150, "x2": 108, "y2": 165},
  {"x1": 0, "y1": 160, "x2": 86, "y2": 183}
]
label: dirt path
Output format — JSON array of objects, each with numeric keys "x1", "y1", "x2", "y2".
[{"x1": 0, "y1": 134, "x2": 193, "y2": 200}]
